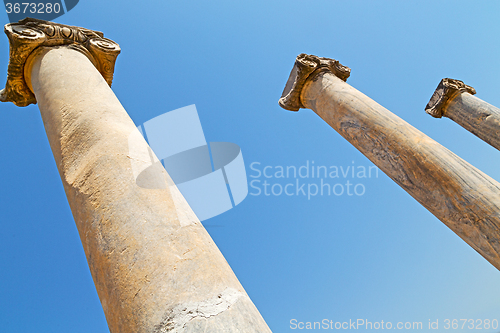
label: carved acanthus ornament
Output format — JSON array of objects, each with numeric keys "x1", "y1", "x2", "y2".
[
  {"x1": 279, "y1": 53, "x2": 351, "y2": 111},
  {"x1": 0, "y1": 18, "x2": 120, "y2": 107},
  {"x1": 425, "y1": 78, "x2": 476, "y2": 118}
]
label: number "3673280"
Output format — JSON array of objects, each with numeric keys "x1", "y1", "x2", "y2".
[{"x1": 5, "y1": 3, "x2": 61, "y2": 14}]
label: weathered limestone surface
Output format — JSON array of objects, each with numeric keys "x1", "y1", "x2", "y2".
[
  {"x1": 426, "y1": 78, "x2": 500, "y2": 151},
  {"x1": 280, "y1": 54, "x2": 500, "y2": 271},
  {"x1": 2, "y1": 19, "x2": 271, "y2": 333}
]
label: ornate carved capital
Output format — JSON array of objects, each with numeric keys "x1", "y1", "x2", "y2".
[
  {"x1": 279, "y1": 53, "x2": 350, "y2": 111},
  {"x1": 425, "y1": 78, "x2": 476, "y2": 118},
  {"x1": 0, "y1": 18, "x2": 120, "y2": 107}
]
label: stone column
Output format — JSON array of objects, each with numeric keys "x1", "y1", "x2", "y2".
[
  {"x1": 425, "y1": 78, "x2": 500, "y2": 151},
  {"x1": 279, "y1": 53, "x2": 500, "y2": 271},
  {"x1": 1, "y1": 18, "x2": 271, "y2": 333}
]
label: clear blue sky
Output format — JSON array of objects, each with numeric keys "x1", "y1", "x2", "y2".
[{"x1": 1, "y1": 1, "x2": 500, "y2": 332}]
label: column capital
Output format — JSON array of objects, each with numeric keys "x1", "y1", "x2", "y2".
[
  {"x1": 425, "y1": 78, "x2": 476, "y2": 118},
  {"x1": 279, "y1": 53, "x2": 350, "y2": 111},
  {"x1": 0, "y1": 18, "x2": 120, "y2": 107}
]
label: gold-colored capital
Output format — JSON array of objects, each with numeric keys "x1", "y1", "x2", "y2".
[
  {"x1": 279, "y1": 53, "x2": 350, "y2": 111},
  {"x1": 0, "y1": 18, "x2": 120, "y2": 107},
  {"x1": 425, "y1": 78, "x2": 476, "y2": 118}
]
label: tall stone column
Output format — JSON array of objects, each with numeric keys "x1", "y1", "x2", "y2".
[
  {"x1": 1, "y1": 18, "x2": 271, "y2": 333},
  {"x1": 279, "y1": 53, "x2": 500, "y2": 271},
  {"x1": 425, "y1": 78, "x2": 500, "y2": 151}
]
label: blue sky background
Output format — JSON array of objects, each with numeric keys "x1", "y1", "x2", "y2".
[{"x1": 1, "y1": 1, "x2": 500, "y2": 332}]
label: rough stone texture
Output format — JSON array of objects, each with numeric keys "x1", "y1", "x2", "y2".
[
  {"x1": 28, "y1": 45, "x2": 271, "y2": 333},
  {"x1": 280, "y1": 54, "x2": 500, "y2": 271},
  {"x1": 2, "y1": 19, "x2": 271, "y2": 333},
  {"x1": 426, "y1": 78, "x2": 500, "y2": 151}
]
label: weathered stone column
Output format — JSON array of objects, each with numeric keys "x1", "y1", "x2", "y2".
[
  {"x1": 425, "y1": 78, "x2": 500, "y2": 151},
  {"x1": 279, "y1": 53, "x2": 500, "y2": 271},
  {"x1": 1, "y1": 18, "x2": 271, "y2": 333}
]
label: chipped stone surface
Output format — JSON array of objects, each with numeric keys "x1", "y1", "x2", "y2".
[
  {"x1": 19, "y1": 45, "x2": 271, "y2": 332},
  {"x1": 280, "y1": 54, "x2": 500, "y2": 271},
  {"x1": 156, "y1": 288, "x2": 247, "y2": 332}
]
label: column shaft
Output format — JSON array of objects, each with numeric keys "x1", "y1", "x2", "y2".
[
  {"x1": 27, "y1": 46, "x2": 271, "y2": 333},
  {"x1": 280, "y1": 55, "x2": 500, "y2": 271}
]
